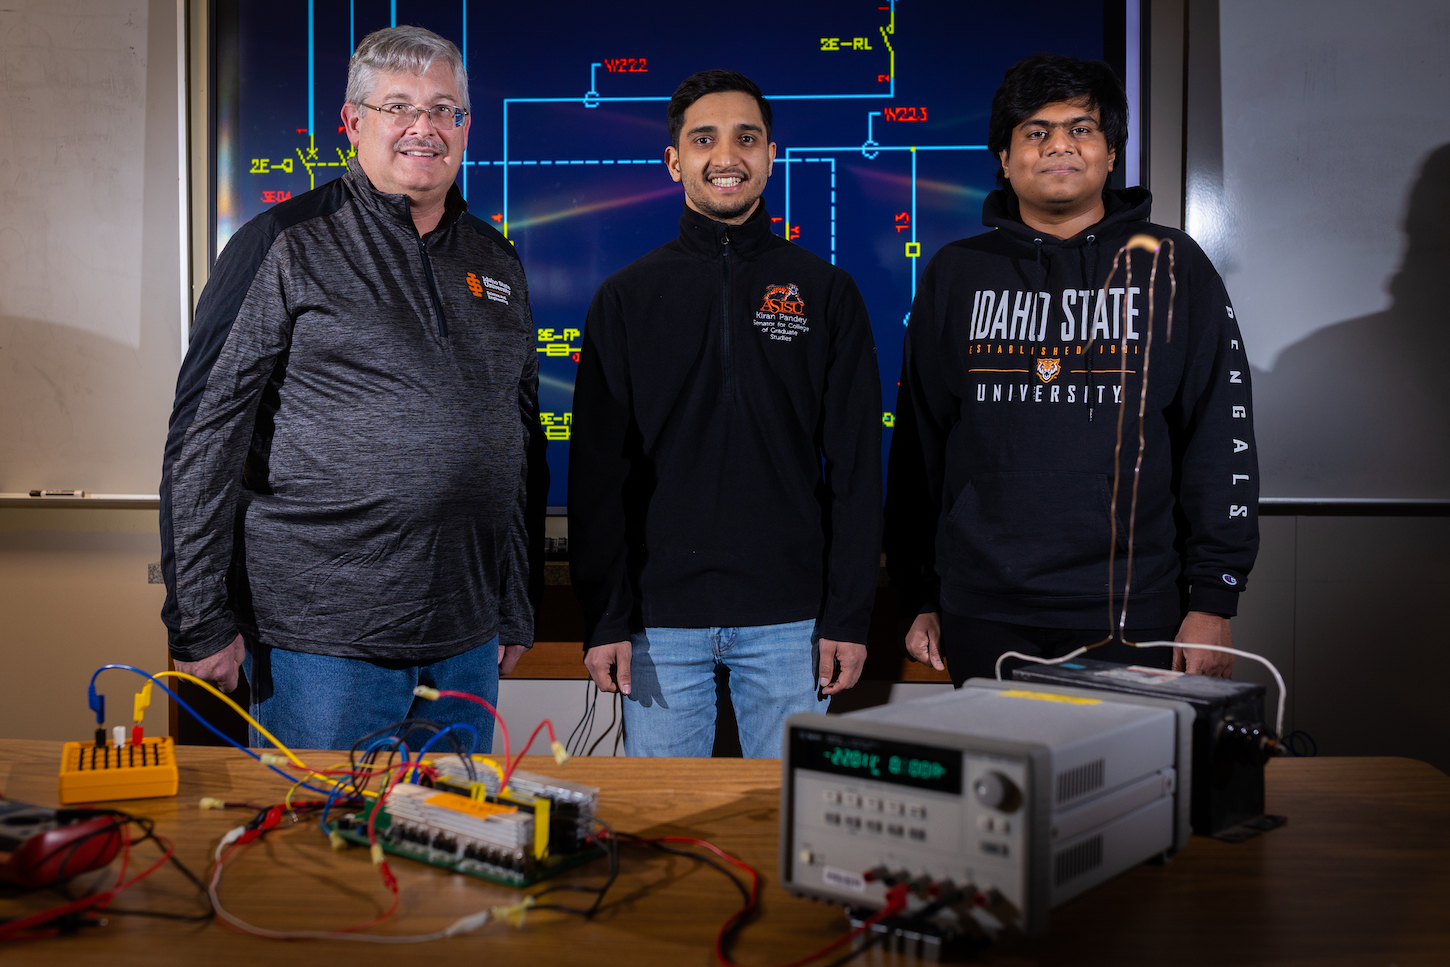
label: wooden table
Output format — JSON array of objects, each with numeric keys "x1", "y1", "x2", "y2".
[{"x1": 1, "y1": 741, "x2": 1446, "y2": 965}]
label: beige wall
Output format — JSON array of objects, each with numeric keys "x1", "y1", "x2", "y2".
[{"x1": 0, "y1": 508, "x2": 170, "y2": 741}]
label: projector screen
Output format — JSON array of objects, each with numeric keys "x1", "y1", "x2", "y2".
[{"x1": 212, "y1": 0, "x2": 1138, "y2": 507}]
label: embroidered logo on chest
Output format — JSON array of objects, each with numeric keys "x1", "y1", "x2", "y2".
[
  {"x1": 467, "y1": 272, "x2": 510, "y2": 305},
  {"x1": 753, "y1": 283, "x2": 810, "y2": 343},
  {"x1": 1035, "y1": 357, "x2": 1061, "y2": 382}
]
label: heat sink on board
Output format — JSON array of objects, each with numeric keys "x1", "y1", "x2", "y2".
[{"x1": 331, "y1": 767, "x2": 604, "y2": 887}]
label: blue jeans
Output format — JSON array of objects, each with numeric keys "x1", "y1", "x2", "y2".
[
  {"x1": 244, "y1": 636, "x2": 500, "y2": 752},
  {"x1": 623, "y1": 619, "x2": 827, "y2": 758}
]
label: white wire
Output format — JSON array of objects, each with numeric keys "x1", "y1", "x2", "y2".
[
  {"x1": 1128, "y1": 641, "x2": 1286, "y2": 740},
  {"x1": 994, "y1": 640, "x2": 1287, "y2": 739},
  {"x1": 207, "y1": 845, "x2": 503, "y2": 943}
]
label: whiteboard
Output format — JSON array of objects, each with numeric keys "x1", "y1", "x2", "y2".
[
  {"x1": 1188, "y1": 0, "x2": 1450, "y2": 499},
  {"x1": 0, "y1": 0, "x2": 183, "y2": 496}
]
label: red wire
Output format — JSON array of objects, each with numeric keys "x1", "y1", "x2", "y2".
[
  {"x1": 0, "y1": 823, "x2": 176, "y2": 941},
  {"x1": 210, "y1": 763, "x2": 432, "y2": 939},
  {"x1": 433, "y1": 688, "x2": 511, "y2": 774},
  {"x1": 505, "y1": 719, "x2": 559, "y2": 784},
  {"x1": 624, "y1": 835, "x2": 910, "y2": 967}
]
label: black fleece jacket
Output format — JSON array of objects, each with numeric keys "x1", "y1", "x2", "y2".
[
  {"x1": 886, "y1": 187, "x2": 1258, "y2": 629},
  {"x1": 570, "y1": 203, "x2": 882, "y2": 649}
]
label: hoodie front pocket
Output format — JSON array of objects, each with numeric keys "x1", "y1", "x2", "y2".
[{"x1": 942, "y1": 471, "x2": 1126, "y2": 597}]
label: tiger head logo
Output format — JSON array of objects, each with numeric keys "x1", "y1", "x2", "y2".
[
  {"x1": 1035, "y1": 357, "x2": 1061, "y2": 382},
  {"x1": 760, "y1": 283, "x2": 804, "y2": 315}
]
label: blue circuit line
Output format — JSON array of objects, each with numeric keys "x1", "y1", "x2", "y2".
[
  {"x1": 790, "y1": 144, "x2": 990, "y2": 153},
  {"x1": 307, "y1": 0, "x2": 315, "y2": 138},
  {"x1": 911, "y1": 146, "x2": 919, "y2": 301},
  {"x1": 461, "y1": 0, "x2": 468, "y2": 200},
  {"x1": 783, "y1": 141, "x2": 989, "y2": 305},
  {"x1": 390, "y1": 1, "x2": 396, "y2": 28}
]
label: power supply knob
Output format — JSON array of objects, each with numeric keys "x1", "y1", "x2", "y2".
[{"x1": 973, "y1": 772, "x2": 1021, "y2": 812}]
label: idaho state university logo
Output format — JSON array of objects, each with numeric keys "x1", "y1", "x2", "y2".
[
  {"x1": 760, "y1": 283, "x2": 804, "y2": 315},
  {"x1": 1035, "y1": 357, "x2": 1061, "y2": 383},
  {"x1": 466, "y1": 272, "x2": 511, "y2": 304}
]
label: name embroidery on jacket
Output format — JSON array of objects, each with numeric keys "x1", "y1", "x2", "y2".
[{"x1": 754, "y1": 283, "x2": 809, "y2": 342}]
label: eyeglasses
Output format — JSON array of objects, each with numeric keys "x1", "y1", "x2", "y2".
[{"x1": 359, "y1": 102, "x2": 469, "y2": 129}]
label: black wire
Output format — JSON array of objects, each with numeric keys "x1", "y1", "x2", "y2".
[
  {"x1": 529, "y1": 816, "x2": 620, "y2": 919},
  {"x1": 37, "y1": 811, "x2": 213, "y2": 924},
  {"x1": 573, "y1": 685, "x2": 601, "y2": 757},
  {"x1": 1282, "y1": 730, "x2": 1318, "y2": 757},
  {"x1": 613, "y1": 832, "x2": 751, "y2": 906},
  {"x1": 564, "y1": 679, "x2": 594, "y2": 754},
  {"x1": 586, "y1": 691, "x2": 620, "y2": 757}
]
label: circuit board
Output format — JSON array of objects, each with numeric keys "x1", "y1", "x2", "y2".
[{"x1": 329, "y1": 767, "x2": 605, "y2": 887}]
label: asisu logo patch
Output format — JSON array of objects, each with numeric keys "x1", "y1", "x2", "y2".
[
  {"x1": 753, "y1": 283, "x2": 810, "y2": 343},
  {"x1": 759, "y1": 283, "x2": 804, "y2": 314},
  {"x1": 1035, "y1": 357, "x2": 1061, "y2": 382},
  {"x1": 466, "y1": 272, "x2": 511, "y2": 305}
]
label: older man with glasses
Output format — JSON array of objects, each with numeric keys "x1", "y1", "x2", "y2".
[{"x1": 160, "y1": 26, "x2": 546, "y2": 750}]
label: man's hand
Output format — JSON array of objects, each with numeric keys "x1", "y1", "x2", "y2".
[
  {"x1": 498, "y1": 644, "x2": 528, "y2": 676},
  {"x1": 1173, "y1": 612, "x2": 1235, "y2": 678},
  {"x1": 174, "y1": 634, "x2": 246, "y2": 693},
  {"x1": 904, "y1": 612, "x2": 944, "y2": 671},
  {"x1": 584, "y1": 641, "x2": 632, "y2": 695},
  {"x1": 818, "y1": 639, "x2": 867, "y2": 696}
]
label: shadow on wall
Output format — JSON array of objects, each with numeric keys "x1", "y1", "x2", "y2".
[
  {"x1": 1252, "y1": 143, "x2": 1450, "y2": 498},
  {"x1": 0, "y1": 313, "x2": 173, "y2": 494}
]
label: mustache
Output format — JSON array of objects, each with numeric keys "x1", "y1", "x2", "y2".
[{"x1": 393, "y1": 136, "x2": 446, "y2": 152}]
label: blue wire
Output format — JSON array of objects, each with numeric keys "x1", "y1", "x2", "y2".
[
  {"x1": 320, "y1": 736, "x2": 414, "y2": 832},
  {"x1": 409, "y1": 724, "x2": 478, "y2": 782},
  {"x1": 87, "y1": 664, "x2": 332, "y2": 795}
]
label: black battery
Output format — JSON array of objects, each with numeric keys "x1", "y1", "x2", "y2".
[{"x1": 1011, "y1": 658, "x2": 1277, "y2": 837}]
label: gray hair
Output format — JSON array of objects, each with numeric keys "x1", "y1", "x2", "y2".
[{"x1": 345, "y1": 26, "x2": 470, "y2": 112}]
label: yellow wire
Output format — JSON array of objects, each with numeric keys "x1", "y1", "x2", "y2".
[
  {"x1": 150, "y1": 670, "x2": 308, "y2": 768},
  {"x1": 146, "y1": 672, "x2": 479, "y2": 800},
  {"x1": 284, "y1": 777, "x2": 306, "y2": 813}
]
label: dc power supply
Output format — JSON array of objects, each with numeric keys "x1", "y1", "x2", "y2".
[{"x1": 779, "y1": 678, "x2": 1193, "y2": 939}]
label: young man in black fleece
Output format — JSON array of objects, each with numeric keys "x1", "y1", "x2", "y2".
[
  {"x1": 570, "y1": 70, "x2": 882, "y2": 757},
  {"x1": 886, "y1": 53, "x2": 1258, "y2": 686}
]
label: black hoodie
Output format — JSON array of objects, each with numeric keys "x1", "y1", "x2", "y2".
[
  {"x1": 886, "y1": 187, "x2": 1258, "y2": 630},
  {"x1": 570, "y1": 204, "x2": 883, "y2": 649}
]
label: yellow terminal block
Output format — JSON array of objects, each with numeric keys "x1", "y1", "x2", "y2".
[{"x1": 58, "y1": 736, "x2": 178, "y2": 805}]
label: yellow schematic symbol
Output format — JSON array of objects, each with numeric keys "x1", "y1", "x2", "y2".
[
  {"x1": 539, "y1": 412, "x2": 572, "y2": 441},
  {"x1": 905, "y1": 242, "x2": 921, "y2": 258}
]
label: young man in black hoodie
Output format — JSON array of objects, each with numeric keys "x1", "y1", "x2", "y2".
[
  {"x1": 570, "y1": 70, "x2": 882, "y2": 756},
  {"x1": 886, "y1": 54, "x2": 1258, "y2": 686}
]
